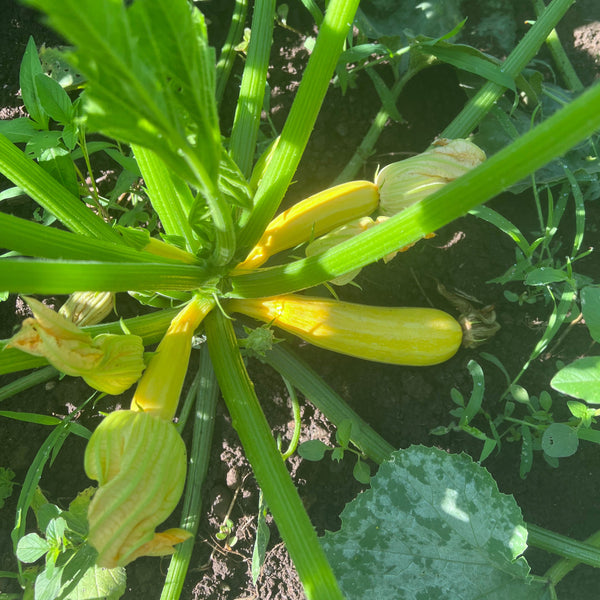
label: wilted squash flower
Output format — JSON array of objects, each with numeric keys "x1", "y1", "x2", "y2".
[
  {"x1": 6, "y1": 297, "x2": 144, "y2": 395},
  {"x1": 375, "y1": 138, "x2": 486, "y2": 216},
  {"x1": 85, "y1": 409, "x2": 190, "y2": 568},
  {"x1": 85, "y1": 295, "x2": 214, "y2": 567}
]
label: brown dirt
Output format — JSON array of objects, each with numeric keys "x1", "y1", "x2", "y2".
[{"x1": 1, "y1": 1, "x2": 600, "y2": 599}]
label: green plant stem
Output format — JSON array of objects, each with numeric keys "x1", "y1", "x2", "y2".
[
  {"x1": 0, "y1": 366, "x2": 58, "y2": 402},
  {"x1": 205, "y1": 310, "x2": 344, "y2": 600},
  {"x1": 0, "y1": 134, "x2": 120, "y2": 242},
  {"x1": 264, "y1": 343, "x2": 395, "y2": 464},
  {"x1": 0, "y1": 260, "x2": 212, "y2": 295},
  {"x1": 236, "y1": 0, "x2": 361, "y2": 254},
  {"x1": 161, "y1": 348, "x2": 218, "y2": 600},
  {"x1": 229, "y1": 78, "x2": 600, "y2": 298},
  {"x1": 442, "y1": 0, "x2": 575, "y2": 139},
  {"x1": 527, "y1": 524, "x2": 600, "y2": 569},
  {"x1": 280, "y1": 375, "x2": 302, "y2": 460},
  {"x1": 215, "y1": 0, "x2": 249, "y2": 108},
  {"x1": 333, "y1": 61, "x2": 433, "y2": 184},
  {"x1": 230, "y1": 0, "x2": 276, "y2": 177},
  {"x1": 544, "y1": 529, "x2": 600, "y2": 585},
  {"x1": 0, "y1": 211, "x2": 193, "y2": 265},
  {"x1": 133, "y1": 146, "x2": 198, "y2": 252},
  {"x1": 532, "y1": 0, "x2": 584, "y2": 92}
]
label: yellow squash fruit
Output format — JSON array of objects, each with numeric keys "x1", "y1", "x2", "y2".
[
  {"x1": 131, "y1": 294, "x2": 215, "y2": 420},
  {"x1": 234, "y1": 180, "x2": 379, "y2": 271},
  {"x1": 228, "y1": 294, "x2": 462, "y2": 366}
]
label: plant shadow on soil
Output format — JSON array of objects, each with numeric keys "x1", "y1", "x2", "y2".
[{"x1": 1, "y1": 1, "x2": 600, "y2": 598}]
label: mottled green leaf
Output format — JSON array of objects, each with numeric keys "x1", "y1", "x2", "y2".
[{"x1": 322, "y1": 446, "x2": 548, "y2": 599}]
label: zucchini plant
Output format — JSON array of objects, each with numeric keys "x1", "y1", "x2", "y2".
[{"x1": 1, "y1": 0, "x2": 600, "y2": 598}]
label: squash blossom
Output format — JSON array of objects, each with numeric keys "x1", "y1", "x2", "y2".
[
  {"x1": 59, "y1": 291, "x2": 115, "y2": 326},
  {"x1": 85, "y1": 410, "x2": 190, "y2": 568},
  {"x1": 375, "y1": 138, "x2": 486, "y2": 216},
  {"x1": 84, "y1": 295, "x2": 214, "y2": 567},
  {"x1": 6, "y1": 297, "x2": 144, "y2": 395}
]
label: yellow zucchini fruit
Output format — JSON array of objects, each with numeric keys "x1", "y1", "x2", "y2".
[
  {"x1": 234, "y1": 180, "x2": 379, "y2": 271},
  {"x1": 228, "y1": 294, "x2": 463, "y2": 366}
]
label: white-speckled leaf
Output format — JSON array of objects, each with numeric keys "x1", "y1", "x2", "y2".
[{"x1": 321, "y1": 445, "x2": 549, "y2": 600}]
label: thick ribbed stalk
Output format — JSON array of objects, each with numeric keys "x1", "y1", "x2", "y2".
[
  {"x1": 0, "y1": 134, "x2": 119, "y2": 242},
  {"x1": 527, "y1": 524, "x2": 600, "y2": 568},
  {"x1": 215, "y1": 0, "x2": 249, "y2": 107},
  {"x1": 0, "y1": 211, "x2": 189, "y2": 264},
  {"x1": 205, "y1": 309, "x2": 344, "y2": 600},
  {"x1": 133, "y1": 146, "x2": 198, "y2": 252},
  {"x1": 229, "y1": 0, "x2": 276, "y2": 177},
  {"x1": 160, "y1": 348, "x2": 218, "y2": 600},
  {"x1": 236, "y1": 0, "x2": 361, "y2": 253},
  {"x1": 0, "y1": 260, "x2": 211, "y2": 294}
]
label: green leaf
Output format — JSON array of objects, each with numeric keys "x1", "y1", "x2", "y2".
[
  {"x1": 16, "y1": 532, "x2": 50, "y2": 563},
  {"x1": 524, "y1": 267, "x2": 569, "y2": 286},
  {"x1": 46, "y1": 517, "x2": 67, "y2": 548},
  {"x1": 420, "y1": 41, "x2": 516, "y2": 91},
  {"x1": 38, "y1": 146, "x2": 79, "y2": 197},
  {"x1": 0, "y1": 467, "x2": 15, "y2": 509},
  {"x1": 35, "y1": 73, "x2": 73, "y2": 124},
  {"x1": 519, "y1": 424, "x2": 533, "y2": 479},
  {"x1": 581, "y1": 285, "x2": 600, "y2": 343},
  {"x1": 0, "y1": 118, "x2": 41, "y2": 143},
  {"x1": 542, "y1": 423, "x2": 579, "y2": 458},
  {"x1": 36, "y1": 503, "x2": 61, "y2": 532},
  {"x1": 63, "y1": 488, "x2": 94, "y2": 537},
  {"x1": 352, "y1": 459, "x2": 370, "y2": 485},
  {"x1": 252, "y1": 493, "x2": 271, "y2": 586},
  {"x1": 34, "y1": 563, "x2": 64, "y2": 600},
  {"x1": 298, "y1": 439, "x2": 329, "y2": 461},
  {"x1": 28, "y1": 0, "x2": 220, "y2": 191},
  {"x1": 335, "y1": 419, "x2": 353, "y2": 448},
  {"x1": 321, "y1": 446, "x2": 547, "y2": 600},
  {"x1": 20, "y1": 37, "x2": 49, "y2": 128},
  {"x1": 62, "y1": 561, "x2": 126, "y2": 600},
  {"x1": 551, "y1": 356, "x2": 600, "y2": 404}
]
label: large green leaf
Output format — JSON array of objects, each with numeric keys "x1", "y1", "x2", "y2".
[
  {"x1": 321, "y1": 446, "x2": 549, "y2": 599},
  {"x1": 551, "y1": 356, "x2": 600, "y2": 404},
  {"x1": 26, "y1": 0, "x2": 220, "y2": 192}
]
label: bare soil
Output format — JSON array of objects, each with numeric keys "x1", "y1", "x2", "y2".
[{"x1": 1, "y1": 1, "x2": 600, "y2": 599}]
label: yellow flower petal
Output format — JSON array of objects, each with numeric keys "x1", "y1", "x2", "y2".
[
  {"x1": 7, "y1": 297, "x2": 145, "y2": 395},
  {"x1": 85, "y1": 410, "x2": 188, "y2": 568}
]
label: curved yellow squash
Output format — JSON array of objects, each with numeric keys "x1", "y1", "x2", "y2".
[
  {"x1": 228, "y1": 294, "x2": 462, "y2": 366},
  {"x1": 234, "y1": 181, "x2": 379, "y2": 271}
]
